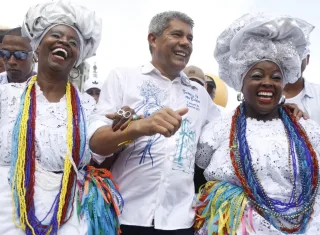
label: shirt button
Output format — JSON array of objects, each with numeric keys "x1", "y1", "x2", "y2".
[{"x1": 162, "y1": 178, "x2": 166, "y2": 182}]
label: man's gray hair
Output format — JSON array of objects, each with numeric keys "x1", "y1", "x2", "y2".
[{"x1": 149, "y1": 11, "x2": 194, "y2": 36}]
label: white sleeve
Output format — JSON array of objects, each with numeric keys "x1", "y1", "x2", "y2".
[
  {"x1": 204, "y1": 93, "x2": 222, "y2": 125},
  {"x1": 87, "y1": 68, "x2": 124, "y2": 162},
  {"x1": 196, "y1": 121, "x2": 218, "y2": 169},
  {"x1": 87, "y1": 68, "x2": 124, "y2": 141},
  {"x1": 195, "y1": 94, "x2": 223, "y2": 169}
]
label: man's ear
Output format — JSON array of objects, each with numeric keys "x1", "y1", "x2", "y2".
[{"x1": 148, "y1": 33, "x2": 157, "y2": 53}]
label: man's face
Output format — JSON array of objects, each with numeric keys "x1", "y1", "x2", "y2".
[
  {"x1": 0, "y1": 43, "x2": 4, "y2": 73},
  {"x1": 1, "y1": 35, "x2": 33, "y2": 82},
  {"x1": 86, "y1": 88, "x2": 101, "y2": 102},
  {"x1": 149, "y1": 19, "x2": 193, "y2": 76}
]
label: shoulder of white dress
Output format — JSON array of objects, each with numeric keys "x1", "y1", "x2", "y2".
[
  {"x1": 218, "y1": 109, "x2": 235, "y2": 122},
  {"x1": 205, "y1": 110, "x2": 234, "y2": 131},
  {"x1": 0, "y1": 82, "x2": 25, "y2": 92},
  {"x1": 299, "y1": 118, "x2": 320, "y2": 129}
]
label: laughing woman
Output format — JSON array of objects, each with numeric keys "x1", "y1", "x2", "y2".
[
  {"x1": 0, "y1": 1, "x2": 123, "y2": 235},
  {"x1": 194, "y1": 14, "x2": 320, "y2": 234}
]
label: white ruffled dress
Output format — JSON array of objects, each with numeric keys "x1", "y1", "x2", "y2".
[
  {"x1": 0, "y1": 83, "x2": 96, "y2": 234},
  {"x1": 196, "y1": 110, "x2": 320, "y2": 234}
]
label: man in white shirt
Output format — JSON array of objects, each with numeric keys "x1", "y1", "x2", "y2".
[
  {"x1": 183, "y1": 65, "x2": 215, "y2": 194},
  {"x1": 88, "y1": 11, "x2": 220, "y2": 235},
  {"x1": 0, "y1": 27, "x2": 35, "y2": 84},
  {"x1": 283, "y1": 48, "x2": 320, "y2": 124}
]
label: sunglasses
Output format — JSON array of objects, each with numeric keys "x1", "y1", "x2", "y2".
[{"x1": 0, "y1": 49, "x2": 33, "y2": 60}]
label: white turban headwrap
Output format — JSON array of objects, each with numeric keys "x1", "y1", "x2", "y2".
[
  {"x1": 214, "y1": 13, "x2": 314, "y2": 92},
  {"x1": 21, "y1": 0, "x2": 102, "y2": 67}
]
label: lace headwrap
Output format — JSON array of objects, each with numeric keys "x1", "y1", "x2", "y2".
[
  {"x1": 22, "y1": 0, "x2": 102, "y2": 67},
  {"x1": 214, "y1": 13, "x2": 314, "y2": 91}
]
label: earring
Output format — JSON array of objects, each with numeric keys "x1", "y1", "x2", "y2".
[
  {"x1": 279, "y1": 95, "x2": 286, "y2": 105},
  {"x1": 69, "y1": 67, "x2": 80, "y2": 79},
  {"x1": 32, "y1": 53, "x2": 38, "y2": 63},
  {"x1": 237, "y1": 93, "x2": 244, "y2": 102}
]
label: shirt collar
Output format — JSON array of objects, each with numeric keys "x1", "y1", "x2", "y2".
[
  {"x1": 141, "y1": 62, "x2": 193, "y2": 87},
  {"x1": 141, "y1": 62, "x2": 157, "y2": 74}
]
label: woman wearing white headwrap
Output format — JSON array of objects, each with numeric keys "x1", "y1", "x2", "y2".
[
  {"x1": 0, "y1": 1, "x2": 123, "y2": 235},
  {"x1": 194, "y1": 14, "x2": 320, "y2": 234}
]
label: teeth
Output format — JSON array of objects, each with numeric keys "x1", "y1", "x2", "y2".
[
  {"x1": 175, "y1": 52, "x2": 186, "y2": 57},
  {"x1": 259, "y1": 97, "x2": 271, "y2": 100},
  {"x1": 52, "y1": 48, "x2": 68, "y2": 59},
  {"x1": 258, "y1": 92, "x2": 273, "y2": 97}
]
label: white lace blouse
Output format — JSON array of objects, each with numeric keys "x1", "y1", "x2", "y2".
[
  {"x1": 196, "y1": 110, "x2": 320, "y2": 234},
  {"x1": 0, "y1": 82, "x2": 96, "y2": 171}
]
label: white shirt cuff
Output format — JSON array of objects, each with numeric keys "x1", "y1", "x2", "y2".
[{"x1": 87, "y1": 120, "x2": 113, "y2": 162}]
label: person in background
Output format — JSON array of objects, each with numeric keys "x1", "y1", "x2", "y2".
[
  {"x1": 84, "y1": 63, "x2": 102, "y2": 102},
  {"x1": 0, "y1": 27, "x2": 35, "y2": 84},
  {"x1": 183, "y1": 65, "x2": 206, "y2": 86},
  {"x1": 204, "y1": 74, "x2": 216, "y2": 100},
  {"x1": 283, "y1": 41, "x2": 320, "y2": 125},
  {"x1": 0, "y1": 28, "x2": 8, "y2": 73},
  {"x1": 84, "y1": 78, "x2": 102, "y2": 102}
]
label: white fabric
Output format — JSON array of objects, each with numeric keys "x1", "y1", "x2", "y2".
[
  {"x1": 196, "y1": 110, "x2": 320, "y2": 234},
  {"x1": 285, "y1": 79, "x2": 320, "y2": 125},
  {"x1": 0, "y1": 82, "x2": 96, "y2": 234},
  {"x1": 0, "y1": 71, "x2": 37, "y2": 85},
  {"x1": 84, "y1": 78, "x2": 102, "y2": 91},
  {"x1": 285, "y1": 89, "x2": 306, "y2": 112},
  {"x1": 214, "y1": 13, "x2": 314, "y2": 91},
  {"x1": 88, "y1": 62, "x2": 221, "y2": 230},
  {"x1": 216, "y1": 104, "x2": 229, "y2": 116},
  {"x1": 303, "y1": 33, "x2": 311, "y2": 59},
  {"x1": 22, "y1": 0, "x2": 102, "y2": 67},
  {"x1": 0, "y1": 166, "x2": 88, "y2": 235},
  {"x1": 0, "y1": 71, "x2": 8, "y2": 84}
]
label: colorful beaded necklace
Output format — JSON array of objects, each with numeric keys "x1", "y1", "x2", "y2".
[
  {"x1": 10, "y1": 76, "x2": 86, "y2": 235},
  {"x1": 230, "y1": 103, "x2": 319, "y2": 233}
]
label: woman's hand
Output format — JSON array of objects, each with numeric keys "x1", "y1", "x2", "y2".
[{"x1": 283, "y1": 103, "x2": 309, "y2": 120}]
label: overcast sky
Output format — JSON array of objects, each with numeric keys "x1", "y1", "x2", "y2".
[{"x1": 1, "y1": 0, "x2": 319, "y2": 109}]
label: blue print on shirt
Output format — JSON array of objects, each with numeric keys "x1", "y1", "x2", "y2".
[
  {"x1": 133, "y1": 80, "x2": 167, "y2": 166},
  {"x1": 172, "y1": 118, "x2": 196, "y2": 174},
  {"x1": 182, "y1": 89, "x2": 201, "y2": 111}
]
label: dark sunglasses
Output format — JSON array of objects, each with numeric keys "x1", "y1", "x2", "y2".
[{"x1": 0, "y1": 49, "x2": 33, "y2": 60}]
